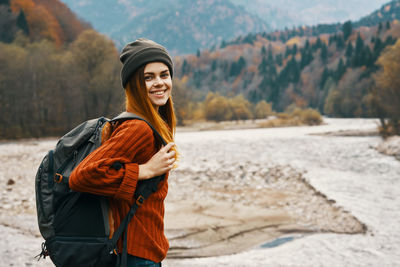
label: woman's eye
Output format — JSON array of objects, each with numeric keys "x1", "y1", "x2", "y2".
[
  {"x1": 144, "y1": 76, "x2": 152, "y2": 81},
  {"x1": 161, "y1": 73, "x2": 169, "y2": 78}
]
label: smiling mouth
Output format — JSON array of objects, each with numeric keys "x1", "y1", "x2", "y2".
[{"x1": 150, "y1": 89, "x2": 167, "y2": 95}]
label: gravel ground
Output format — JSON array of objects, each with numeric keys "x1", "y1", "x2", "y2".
[
  {"x1": 164, "y1": 118, "x2": 400, "y2": 267},
  {"x1": 0, "y1": 118, "x2": 399, "y2": 267}
]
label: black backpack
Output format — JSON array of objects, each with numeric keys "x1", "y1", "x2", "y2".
[{"x1": 35, "y1": 112, "x2": 166, "y2": 267}]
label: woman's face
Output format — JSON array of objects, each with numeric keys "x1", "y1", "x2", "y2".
[{"x1": 144, "y1": 62, "x2": 172, "y2": 110}]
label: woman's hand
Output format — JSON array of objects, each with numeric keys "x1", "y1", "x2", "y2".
[{"x1": 138, "y1": 142, "x2": 176, "y2": 180}]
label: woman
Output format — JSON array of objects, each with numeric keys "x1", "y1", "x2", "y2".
[{"x1": 69, "y1": 38, "x2": 178, "y2": 266}]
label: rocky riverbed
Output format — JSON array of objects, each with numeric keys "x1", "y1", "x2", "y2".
[{"x1": 0, "y1": 118, "x2": 399, "y2": 267}]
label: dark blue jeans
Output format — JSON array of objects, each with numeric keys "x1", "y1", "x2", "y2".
[{"x1": 127, "y1": 255, "x2": 161, "y2": 267}]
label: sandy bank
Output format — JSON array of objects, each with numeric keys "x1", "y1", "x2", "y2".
[{"x1": 1, "y1": 118, "x2": 399, "y2": 266}]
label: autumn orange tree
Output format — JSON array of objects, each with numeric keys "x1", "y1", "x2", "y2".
[
  {"x1": 374, "y1": 39, "x2": 400, "y2": 135},
  {"x1": 9, "y1": 0, "x2": 89, "y2": 46}
]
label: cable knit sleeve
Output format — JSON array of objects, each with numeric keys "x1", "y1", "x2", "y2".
[{"x1": 69, "y1": 120, "x2": 155, "y2": 203}]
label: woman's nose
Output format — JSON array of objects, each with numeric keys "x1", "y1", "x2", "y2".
[{"x1": 153, "y1": 76, "x2": 163, "y2": 86}]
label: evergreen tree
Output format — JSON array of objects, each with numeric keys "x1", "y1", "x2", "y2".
[
  {"x1": 267, "y1": 48, "x2": 274, "y2": 63},
  {"x1": 335, "y1": 59, "x2": 346, "y2": 81},
  {"x1": 196, "y1": 49, "x2": 201, "y2": 57},
  {"x1": 298, "y1": 27, "x2": 304, "y2": 36},
  {"x1": 300, "y1": 49, "x2": 307, "y2": 69},
  {"x1": 276, "y1": 54, "x2": 283, "y2": 66},
  {"x1": 16, "y1": 11, "x2": 29, "y2": 35},
  {"x1": 320, "y1": 67, "x2": 330, "y2": 88},
  {"x1": 238, "y1": 56, "x2": 246, "y2": 70},
  {"x1": 284, "y1": 46, "x2": 290, "y2": 58},
  {"x1": 269, "y1": 85, "x2": 281, "y2": 110},
  {"x1": 321, "y1": 43, "x2": 328, "y2": 64},
  {"x1": 345, "y1": 42, "x2": 353, "y2": 58},
  {"x1": 292, "y1": 44, "x2": 298, "y2": 55},
  {"x1": 329, "y1": 35, "x2": 335, "y2": 46},
  {"x1": 181, "y1": 59, "x2": 189, "y2": 75},
  {"x1": 342, "y1": 20, "x2": 352, "y2": 41},
  {"x1": 352, "y1": 33, "x2": 365, "y2": 67},
  {"x1": 261, "y1": 45, "x2": 266, "y2": 56},
  {"x1": 314, "y1": 37, "x2": 322, "y2": 50},
  {"x1": 0, "y1": 0, "x2": 10, "y2": 5},
  {"x1": 355, "y1": 33, "x2": 364, "y2": 52},
  {"x1": 386, "y1": 21, "x2": 391, "y2": 30},
  {"x1": 229, "y1": 56, "x2": 246, "y2": 77},
  {"x1": 364, "y1": 46, "x2": 374, "y2": 68},
  {"x1": 280, "y1": 34, "x2": 286, "y2": 43},
  {"x1": 336, "y1": 35, "x2": 345, "y2": 49},
  {"x1": 258, "y1": 57, "x2": 267, "y2": 74},
  {"x1": 269, "y1": 64, "x2": 277, "y2": 77},
  {"x1": 305, "y1": 39, "x2": 310, "y2": 50},
  {"x1": 288, "y1": 57, "x2": 300, "y2": 83},
  {"x1": 220, "y1": 40, "x2": 227, "y2": 49},
  {"x1": 373, "y1": 37, "x2": 383, "y2": 56},
  {"x1": 211, "y1": 60, "x2": 217, "y2": 71},
  {"x1": 385, "y1": 35, "x2": 396, "y2": 46},
  {"x1": 378, "y1": 22, "x2": 383, "y2": 34},
  {"x1": 300, "y1": 49, "x2": 313, "y2": 69}
]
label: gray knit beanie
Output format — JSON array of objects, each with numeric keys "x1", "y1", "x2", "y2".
[{"x1": 120, "y1": 38, "x2": 174, "y2": 88}]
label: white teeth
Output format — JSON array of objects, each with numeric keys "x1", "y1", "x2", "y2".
[{"x1": 152, "y1": 90, "x2": 165, "y2": 95}]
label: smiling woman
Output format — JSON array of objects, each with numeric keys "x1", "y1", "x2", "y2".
[{"x1": 69, "y1": 38, "x2": 178, "y2": 267}]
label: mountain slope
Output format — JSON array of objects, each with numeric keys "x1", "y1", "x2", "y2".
[
  {"x1": 231, "y1": 0, "x2": 390, "y2": 29},
  {"x1": 355, "y1": 0, "x2": 400, "y2": 27},
  {"x1": 173, "y1": 2, "x2": 399, "y2": 118},
  {"x1": 112, "y1": 0, "x2": 270, "y2": 55},
  {"x1": 60, "y1": 0, "x2": 270, "y2": 54}
]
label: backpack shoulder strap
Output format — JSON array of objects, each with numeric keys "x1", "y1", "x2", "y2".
[
  {"x1": 109, "y1": 112, "x2": 170, "y2": 266},
  {"x1": 111, "y1": 112, "x2": 166, "y2": 146}
]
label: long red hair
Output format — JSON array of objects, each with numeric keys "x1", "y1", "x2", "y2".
[{"x1": 125, "y1": 65, "x2": 178, "y2": 159}]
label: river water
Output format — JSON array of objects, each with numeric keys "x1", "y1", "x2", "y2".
[
  {"x1": 164, "y1": 118, "x2": 400, "y2": 267},
  {"x1": 0, "y1": 118, "x2": 399, "y2": 267}
]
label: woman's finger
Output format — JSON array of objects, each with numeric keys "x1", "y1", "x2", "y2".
[
  {"x1": 162, "y1": 142, "x2": 175, "y2": 152},
  {"x1": 166, "y1": 150, "x2": 176, "y2": 157}
]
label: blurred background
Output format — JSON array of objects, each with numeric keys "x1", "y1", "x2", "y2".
[{"x1": 0, "y1": 0, "x2": 399, "y2": 138}]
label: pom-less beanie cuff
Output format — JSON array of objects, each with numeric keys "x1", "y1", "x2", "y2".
[{"x1": 120, "y1": 38, "x2": 174, "y2": 89}]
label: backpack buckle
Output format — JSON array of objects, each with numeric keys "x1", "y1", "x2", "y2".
[
  {"x1": 136, "y1": 195, "x2": 145, "y2": 206},
  {"x1": 54, "y1": 173, "x2": 63, "y2": 183}
]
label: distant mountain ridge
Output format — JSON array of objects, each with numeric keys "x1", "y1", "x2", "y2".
[
  {"x1": 231, "y1": 0, "x2": 389, "y2": 28},
  {"x1": 59, "y1": 0, "x2": 391, "y2": 54},
  {"x1": 60, "y1": 0, "x2": 270, "y2": 54},
  {"x1": 220, "y1": 0, "x2": 400, "y2": 49},
  {"x1": 355, "y1": 0, "x2": 400, "y2": 27}
]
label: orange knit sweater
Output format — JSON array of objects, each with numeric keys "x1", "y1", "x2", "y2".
[{"x1": 69, "y1": 119, "x2": 169, "y2": 263}]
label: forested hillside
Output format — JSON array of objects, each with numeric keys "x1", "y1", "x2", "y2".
[
  {"x1": 0, "y1": 0, "x2": 90, "y2": 45},
  {"x1": 0, "y1": 0, "x2": 122, "y2": 139},
  {"x1": 174, "y1": 10, "x2": 399, "y2": 119}
]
